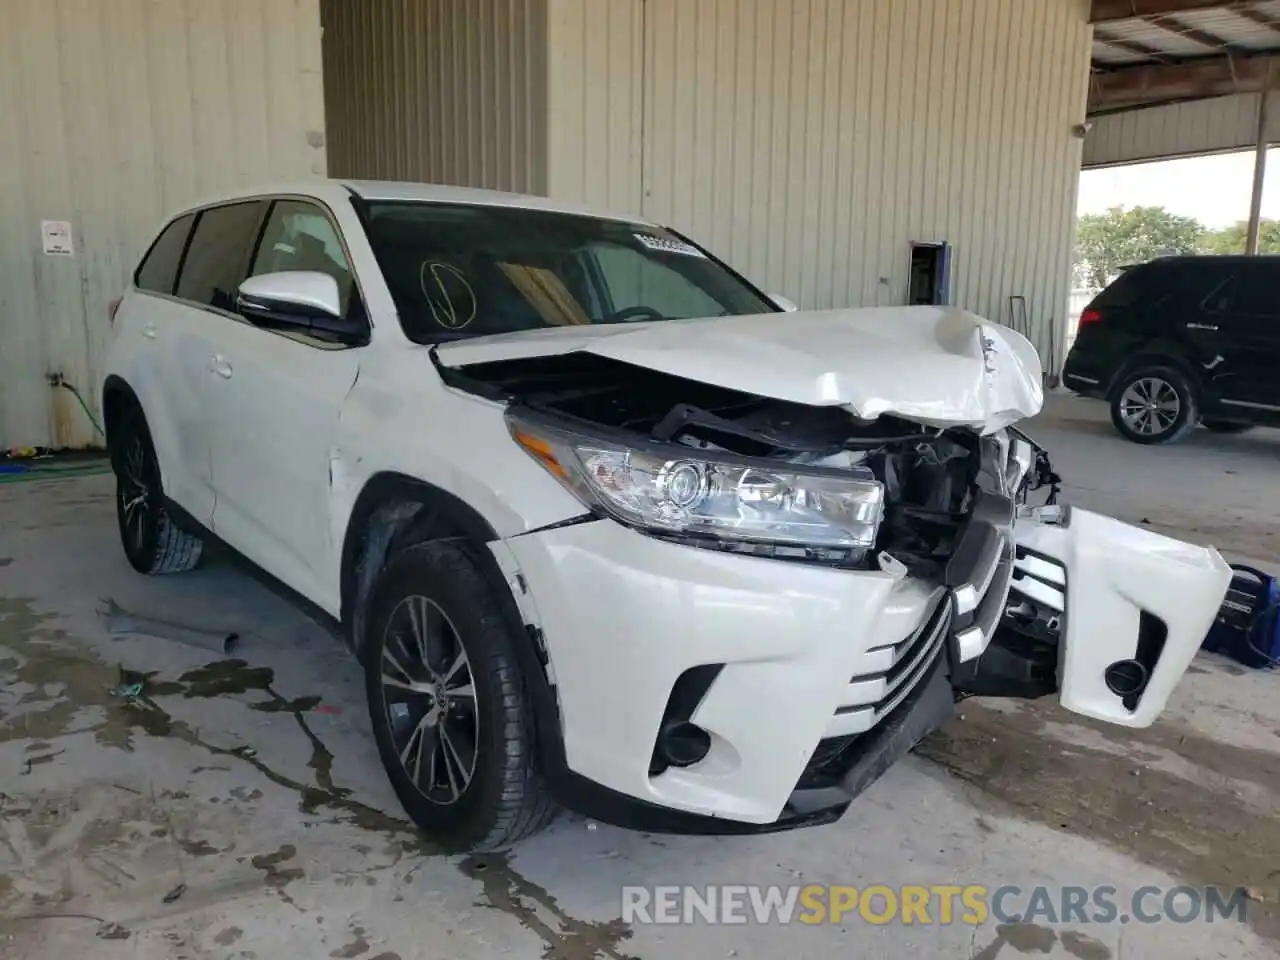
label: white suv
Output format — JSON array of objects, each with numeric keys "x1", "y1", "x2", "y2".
[{"x1": 103, "y1": 180, "x2": 1231, "y2": 850}]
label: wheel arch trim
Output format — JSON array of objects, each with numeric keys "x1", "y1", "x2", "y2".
[
  {"x1": 1105, "y1": 349, "x2": 1204, "y2": 403},
  {"x1": 337, "y1": 470, "x2": 569, "y2": 775},
  {"x1": 102, "y1": 374, "x2": 142, "y2": 470}
]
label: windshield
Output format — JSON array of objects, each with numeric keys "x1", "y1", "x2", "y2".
[{"x1": 361, "y1": 201, "x2": 777, "y2": 343}]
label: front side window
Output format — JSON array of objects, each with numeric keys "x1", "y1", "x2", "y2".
[
  {"x1": 175, "y1": 201, "x2": 268, "y2": 311},
  {"x1": 250, "y1": 200, "x2": 355, "y2": 315},
  {"x1": 361, "y1": 202, "x2": 775, "y2": 343},
  {"x1": 135, "y1": 213, "x2": 196, "y2": 294}
]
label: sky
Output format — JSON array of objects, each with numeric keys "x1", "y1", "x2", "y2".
[{"x1": 1077, "y1": 148, "x2": 1280, "y2": 229}]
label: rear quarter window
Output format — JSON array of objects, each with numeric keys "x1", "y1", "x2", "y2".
[
  {"x1": 134, "y1": 214, "x2": 196, "y2": 294},
  {"x1": 1088, "y1": 261, "x2": 1221, "y2": 312}
]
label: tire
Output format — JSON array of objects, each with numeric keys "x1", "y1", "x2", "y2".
[
  {"x1": 1109, "y1": 366, "x2": 1199, "y2": 445},
  {"x1": 363, "y1": 540, "x2": 558, "y2": 851},
  {"x1": 113, "y1": 405, "x2": 204, "y2": 574},
  {"x1": 1202, "y1": 419, "x2": 1253, "y2": 435}
]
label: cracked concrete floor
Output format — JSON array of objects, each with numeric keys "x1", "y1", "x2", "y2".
[{"x1": 1, "y1": 393, "x2": 1278, "y2": 959}]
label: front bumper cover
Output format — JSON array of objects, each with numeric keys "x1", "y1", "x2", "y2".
[{"x1": 496, "y1": 501, "x2": 1229, "y2": 835}]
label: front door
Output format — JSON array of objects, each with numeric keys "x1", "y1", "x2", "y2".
[{"x1": 204, "y1": 198, "x2": 366, "y2": 611}]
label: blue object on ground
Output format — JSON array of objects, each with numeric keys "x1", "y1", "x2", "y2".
[
  {"x1": 0, "y1": 464, "x2": 29, "y2": 474},
  {"x1": 1202, "y1": 564, "x2": 1280, "y2": 669}
]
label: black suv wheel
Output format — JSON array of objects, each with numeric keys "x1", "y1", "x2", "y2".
[
  {"x1": 363, "y1": 540, "x2": 558, "y2": 850},
  {"x1": 1110, "y1": 366, "x2": 1198, "y2": 445}
]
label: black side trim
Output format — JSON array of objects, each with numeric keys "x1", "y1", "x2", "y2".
[
  {"x1": 161, "y1": 498, "x2": 346, "y2": 645},
  {"x1": 518, "y1": 513, "x2": 597, "y2": 536}
]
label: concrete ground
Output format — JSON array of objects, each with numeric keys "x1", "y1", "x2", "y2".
[{"x1": 1, "y1": 392, "x2": 1278, "y2": 960}]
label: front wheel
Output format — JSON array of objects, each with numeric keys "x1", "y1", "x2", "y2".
[
  {"x1": 363, "y1": 540, "x2": 558, "y2": 851},
  {"x1": 1109, "y1": 367, "x2": 1198, "y2": 445}
]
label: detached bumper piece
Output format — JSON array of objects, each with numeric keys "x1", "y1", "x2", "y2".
[{"x1": 975, "y1": 505, "x2": 1231, "y2": 726}]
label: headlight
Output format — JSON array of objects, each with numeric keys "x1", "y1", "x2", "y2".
[{"x1": 508, "y1": 412, "x2": 885, "y2": 557}]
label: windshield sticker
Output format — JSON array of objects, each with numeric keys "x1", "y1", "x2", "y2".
[{"x1": 634, "y1": 233, "x2": 706, "y2": 258}]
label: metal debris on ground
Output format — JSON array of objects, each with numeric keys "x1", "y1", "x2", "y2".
[
  {"x1": 95, "y1": 921, "x2": 130, "y2": 940},
  {"x1": 98, "y1": 597, "x2": 242, "y2": 655}
]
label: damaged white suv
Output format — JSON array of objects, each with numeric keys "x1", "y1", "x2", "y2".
[{"x1": 103, "y1": 180, "x2": 1231, "y2": 850}]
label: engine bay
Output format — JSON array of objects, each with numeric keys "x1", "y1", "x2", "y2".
[{"x1": 439, "y1": 350, "x2": 1057, "y2": 575}]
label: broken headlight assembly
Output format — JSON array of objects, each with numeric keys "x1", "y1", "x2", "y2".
[{"x1": 508, "y1": 412, "x2": 886, "y2": 560}]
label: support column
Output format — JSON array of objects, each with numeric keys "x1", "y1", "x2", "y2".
[{"x1": 1246, "y1": 69, "x2": 1273, "y2": 255}]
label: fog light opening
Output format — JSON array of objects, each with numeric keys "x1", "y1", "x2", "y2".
[
  {"x1": 1104, "y1": 659, "x2": 1149, "y2": 701},
  {"x1": 657, "y1": 721, "x2": 712, "y2": 768}
]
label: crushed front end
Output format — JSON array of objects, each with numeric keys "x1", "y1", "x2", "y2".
[{"x1": 446, "y1": 351, "x2": 1230, "y2": 833}]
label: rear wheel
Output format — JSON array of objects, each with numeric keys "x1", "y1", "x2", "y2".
[
  {"x1": 364, "y1": 540, "x2": 558, "y2": 850},
  {"x1": 1202, "y1": 419, "x2": 1253, "y2": 434},
  {"x1": 113, "y1": 406, "x2": 203, "y2": 574},
  {"x1": 1110, "y1": 367, "x2": 1198, "y2": 445}
]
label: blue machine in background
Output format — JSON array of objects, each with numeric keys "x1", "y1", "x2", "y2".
[{"x1": 1202, "y1": 565, "x2": 1280, "y2": 669}]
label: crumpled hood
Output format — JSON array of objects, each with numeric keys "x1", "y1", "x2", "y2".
[{"x1": 435, "y1": 306, "x2": 1044, "y2": 433}]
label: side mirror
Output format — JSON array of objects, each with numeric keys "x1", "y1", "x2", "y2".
[
  {"x1": 237, "y1": 271, "x2": 361, "y2": 343},
  {"x1": 769, "y1": 293, "x2": 799, "y2": 313}
]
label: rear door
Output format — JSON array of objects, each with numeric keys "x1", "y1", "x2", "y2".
[
  {"x1": 153, "y1": 201, "x2": 269, "y2": 522},
  {"x1": 1200, "y1": 261, "x2": 1280, "y2": 413},
  {"x1": 122, "y1": 211, "x2": 217, "y2": 522}
]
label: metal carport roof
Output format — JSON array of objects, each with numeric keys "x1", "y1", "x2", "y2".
[{"x1": 1090, "y1": 0, "x2": 1280, "y2": 114}]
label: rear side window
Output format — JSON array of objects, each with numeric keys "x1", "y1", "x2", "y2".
[
  {"x1": 1089, "y1": 261, "x2": 1231, "y2": 314},
  {"x1": 1088, "y1": 265, "x2": 1156, "y2": 309},
  {"x1": 135, "y1": 214, "x2": 195, "y2": 294},
  {"x1": 175, "y1": 201, "x2": 268, "y2": 311},
  {"x1": 1229, "y1": 264, "x2": 1280, "y2": 317}
]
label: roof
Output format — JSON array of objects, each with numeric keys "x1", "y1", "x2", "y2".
[
  {"x1": 343, "y1": 179, "x2": 652, "y2": 225},
  {"x1": 1089, "y1": 1, "x2": 1280, "y2": 115},
  {"x1": 170, "y1": 178, "x2": 654, "y2": 226}
]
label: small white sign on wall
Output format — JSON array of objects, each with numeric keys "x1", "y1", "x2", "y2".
[{"x1": 41, "y1": 220, "x2": 73, "y2": 256}]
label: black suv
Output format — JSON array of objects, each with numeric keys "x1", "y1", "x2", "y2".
[{"x1": 1063, "y1": 255, "x2": 1280, "y2": 444}]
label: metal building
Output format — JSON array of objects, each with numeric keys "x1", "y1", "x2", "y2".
[
  {"x1": 1082, "y1": 0, "x2": 1280, "y2": 244},
  {"x1": 2, "y1": 0, "x2": 1097, "y2": 451}
]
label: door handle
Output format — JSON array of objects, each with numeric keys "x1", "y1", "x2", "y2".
[
  {"x1": 141, "y1": 322, "x2": 157, "y2": 340},
  {"x1": 209, "y1": 355, "x2": 233, "y2": 379},
  {"x1": 1186, "y1": 322, "x2": 1219, "y2": 331}
]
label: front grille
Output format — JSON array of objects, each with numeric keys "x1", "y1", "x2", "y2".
[
  {"x1": 822, "y1": 596, "x2": 953, "y2": 739},
  {"x1": 820, "y1": 490, "x2": 1017, "y2": 741}
]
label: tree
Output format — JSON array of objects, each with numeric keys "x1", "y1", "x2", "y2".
[
  {"x1": 1200, "y1": 219, "x2": 1280, "y2": 255},
  {"x1": 1074, "y1": 205, "x2": 1205, "y2": 289}
]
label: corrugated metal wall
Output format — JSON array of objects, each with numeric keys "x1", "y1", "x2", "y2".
[
  {"x1": 322, "y1": 0, "x2": 547, "y2": 193},
  {"x1": 545, "y1": 0, "x2": 646, "y2": 216},
  {"x1": 545, "y1": 0, "x2": 1092, "y2": 369},
  {"x1": 0, "y1": 0, "x2": 326, "y2": 450},
  {"x1": 1084, "y1": 94, "x2": 1280, "y2": 168}
]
